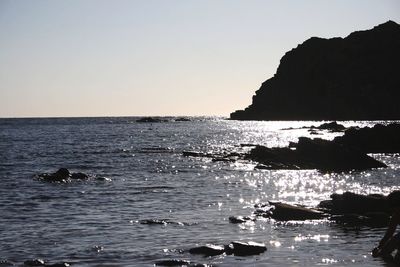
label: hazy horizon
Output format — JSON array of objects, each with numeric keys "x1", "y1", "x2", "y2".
[{"x1": 1, "y1": 0, "x2": 399, "y2": 118}]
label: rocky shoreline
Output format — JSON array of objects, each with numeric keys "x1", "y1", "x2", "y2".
[{"x1": 184, "y1": 122, "x2": 399, "y2": 172}]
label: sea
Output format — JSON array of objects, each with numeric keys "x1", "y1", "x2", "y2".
[{"x1": 1, "y1": 117, "x2": 399, "y2": 267}]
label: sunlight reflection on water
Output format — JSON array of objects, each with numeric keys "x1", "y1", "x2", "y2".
[{"x1": 0, "y1": 118, "x2": 399, "y2": 266}]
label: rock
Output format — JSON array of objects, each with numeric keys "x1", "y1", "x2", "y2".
[
  {"x1": 174, "y1": 118, "x2": 191, "y2": 122},
  {"x1": 317, "y1": 191, "x2": 399, "y2": 226},
  {"x1": 312, "y1": 122, "x2": 346, "y2": 132},
  {"x1": 0, "y1": 260, "x2": 14, "y2": 266},
  {"x1": 70, "y1": 172, "x2": 88, "y2": 179},
  {"x1": 182, "y1": 151, "x2": 210, "y2": 158},
  {"x1": 155, "y1": 260, "x2": 192, "y2": 266},
  {"x1": 136, "y1": 117, "x2": 167, "y2": 123},
  {"x1": 228, "y1": 216, "x2": 254, "y2": 224},
  {"x1": 331, "y1": 212, "x2": 390, "y2": 227},
  {"x1": 46, "y1": 263, "x2": 70, "y2": 267},
  {"x1": 24, "y1": 259, "x2": 45, "y2": 266},
  {"x1": 225, "y1": 241, "x2": 267, "y2": 256},
  {"x1": 39, "y1": 168, "x2": 70, "y2": 181},
  {"x1": 327, "y1": 191, "x2": 388, "y2": 214},
  {"x1": 230, "y1": 21, "x2": 400, "y2": 120},
  {"x1": 246, "y1": 137, "x2": 386, "y2": 171},
  {"x1": 268, "y1": 202, "x2": 325, "y2": 221},
  {"x1": 334, "y1": 123, "x2": 400, "y2": 153},
  {"x1": 188, "y1": 244, "x2": 225, "y2": 256},
  {"x1": 37, "y1": 169, "x2": 93, "y2": 182},
  {"x1": 138, "y1": 219, "x2": 190, "y2": 226}
]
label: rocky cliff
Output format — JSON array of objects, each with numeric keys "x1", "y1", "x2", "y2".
[{"x1": 230, "y1": 21, "x2": 400, "y2": 120}]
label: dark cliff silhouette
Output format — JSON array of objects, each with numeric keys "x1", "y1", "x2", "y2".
[{"x1": 230, "y1": 21, "x2": 400, "y2": 120}]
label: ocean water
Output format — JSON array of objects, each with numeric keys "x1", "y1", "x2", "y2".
[{"x1": 0, "y1": 117, "x2": 399, "y2": 267}]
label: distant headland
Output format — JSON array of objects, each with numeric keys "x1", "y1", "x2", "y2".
[{"x1": 230, "y1": 21, "x2": 400, "y2": 120}]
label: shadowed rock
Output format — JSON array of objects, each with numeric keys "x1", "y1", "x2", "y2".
[
  {"x1": 334, "y1": 123, "x2": 400, "y2": 153},
  {"x1": 311, "y1": 121, "x2": 346, "y2": 132},
  {"x1": 189, "y1": 244, "x2": 225, "y2": 256},
  {"x1": 246, "y1": 137, "x2": 386, "y2": 171},
  {"x1": 225, "y1": 241, "x2": 267, "y2": 256},
  {"x1": 228, "y1": 216, "x2": 254, "y2": 224},
  {"x1": 37, "y1": 168, "x2": 106, "y2": 182},
  {"x1": 331, "y1": 212, "x2": 390, "y2": 227},
  {"x1": 267, "y1": 202, "x2": 325, "y2": 221},
  {"x1": 24, "y1": 259, "x2": 45, "y2": 266},
  {"x1": 230, "y1": 21, "x2": 400, "y2": 120},
  {"x1": 0, "y1": 260, "x2": 15, "y2": 266},
  {"x1": 155, "y1": 259, "x2": 192, "y2": 266},
  {"x1": 136, "y1": 117, "x2": 168, "y2": 123},
  {"x1": 188, "y1": 241, "x2": 267, "y2": 257},
  {"x1": 318, "y1": 191, "x2": 389, "y2": 214}
]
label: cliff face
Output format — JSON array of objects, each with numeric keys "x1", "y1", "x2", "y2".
[{"x1": 230, "y1": 21, "x2": 400, "y2": 120}]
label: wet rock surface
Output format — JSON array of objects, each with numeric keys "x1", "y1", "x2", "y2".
[
  {"x1": 138, "y1": 219, "x2": 194, "y2": 226},
  {"x1": 188, "y1": 241, "x2": 267, "y2": 257},
  {"x1": 265, "y1": 202, "x2": 326, "y2": 221},
  {"x1": 334, "y1": 123, "x2": 400, "y2": 153},
  {"x1": 189, "y1": 244, "x2": 225, "y2": 256},
  {"x1": 246, "y1": 137, "x2": 386, "y2": 171},
  {"x1": 225, "y1": 241, "x2": 267, "y2": 256},
  {"x1": 36, "y1": 168, "x2": 108, "y2": 182}
]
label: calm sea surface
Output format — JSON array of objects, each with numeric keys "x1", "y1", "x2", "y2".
[{"x1": 1, "y1": 117, "x2": 399, "y2": 266}]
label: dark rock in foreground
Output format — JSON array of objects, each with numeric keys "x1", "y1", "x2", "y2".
[
  {"x1": 188, "y1": 241, "x2": 267, "y2": 257},
  {"x1": 24, "y1": 259, "x2": 45, "y2": 266},
  {"x1": 318, "y1": 191, "x2": 400, "y2": 226},
  {"x1": 155, "y1": 259, "x2": 192, "y2": 266},
  {"x1": 334, "y1": 123, "x2": 400, "y2": 153},
  {"x1": 318, "y1": 191, "x2": 389, "y2": 214},
  {"x1": 189, "y1": 244, "x2": 225, "y2": 256},
  {"x1": 247, "y1": 137, "x2": 386, "y2": 171},
  {"x1": 266, "y1": 202, "x2": 325, "y2": 221},
  {"x1": 225, "y1": 241, "x2": 267, "y2": 256},
  {"x1": 231, "y1": 21, "x2": 400, "y2": 120}
]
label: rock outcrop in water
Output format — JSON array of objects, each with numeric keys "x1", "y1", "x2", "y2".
[
  {"x1": 189, "y1": 241, "x2": 267, "y2": 257},
  {"x1": 36, "y1": 168, "x2": 108, "y2": 182},
  {"x1": 333, "y1": 123, "x2": 400, "y2": 153},
  {"x1": 230, "y1": 21, "x2": 400, "y2": 120},
  {"x1": 246, "y1": 137, "x2": 386, "y2": 171}
]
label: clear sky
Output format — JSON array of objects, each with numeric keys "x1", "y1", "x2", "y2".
[{"x1": 0, "y1": 0, "x2": 399, "y2": 117}]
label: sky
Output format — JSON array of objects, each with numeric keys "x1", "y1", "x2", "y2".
[{"x1": 0, "y1": 0, "x2": 399, "y2": 117}]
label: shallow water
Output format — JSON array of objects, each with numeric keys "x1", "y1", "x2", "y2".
[{"x1": 0, "y1": 117, "x2": 399, "y2": 266}]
